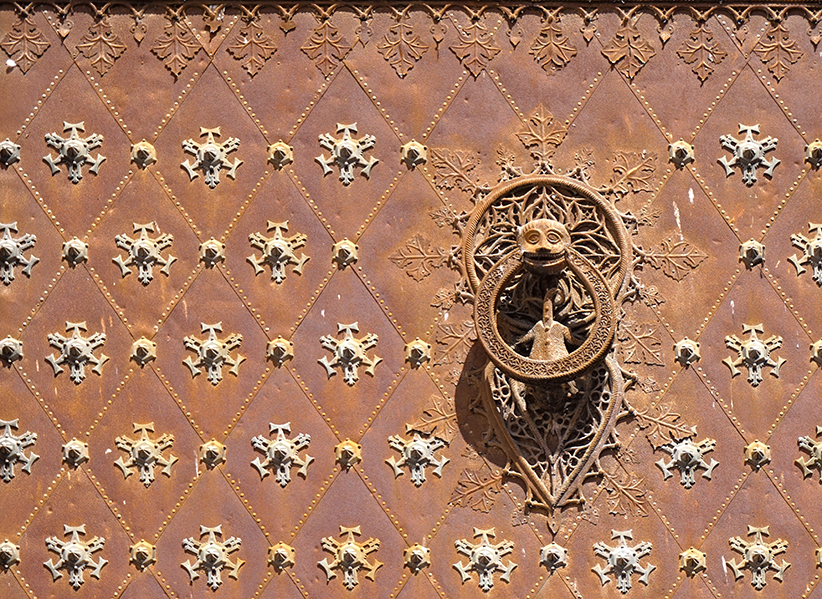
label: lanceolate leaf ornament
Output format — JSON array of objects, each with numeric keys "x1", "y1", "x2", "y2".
[
  {"x1": 449, "y1": 20, "x2": 501, "y2": 77},
  {"x1": 529, "y1": 17, "x2": 577, "y2": 72},
  {"x1": 377, "y1": 21, "x2": 429, "y2": 78},
  {"x1": 1, "y1": 15, "x2": 50, "y2": 73},
  {"x1": 601, "y1": 17, "x2": 656, "y2": 79},
  {"x1": 754, "y1": 22, "x2": 803, "y2": 81},
  {"x1": 76, "y1": 18, "x2": 126, "y2": 76},
  {"x1": 301, "y1": 19, "x2": 351, "y2": 77},
  {"x1": 151, "y1": 17, "x2": 200, "y2": 77},
  {"x1": 677, "y1": 23, "x2": 727, "y2": 82},
  {"x1": 227, "y1": 18, "x2": 277, "y2": 77}
]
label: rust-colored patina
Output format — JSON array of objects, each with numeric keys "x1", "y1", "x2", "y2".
[{"x1": 2, "y1": 3, "x2": 822, "y2": 599}]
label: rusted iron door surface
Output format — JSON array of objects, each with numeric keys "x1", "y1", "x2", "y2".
[{"x1": 2, "y1": 2, "x2": 822, "y2": 598}]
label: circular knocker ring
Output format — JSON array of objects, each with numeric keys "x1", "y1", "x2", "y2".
[
  {"x1": 474, "y1": 248, "x2": 616, "y2": 384},
  {"x1": 463, "y1": 175, "x2": 630, "y2": 384}
]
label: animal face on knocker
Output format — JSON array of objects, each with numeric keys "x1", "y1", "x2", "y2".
[{"x1": 517, "y1": 219, "x2": 571, "y2": 275}]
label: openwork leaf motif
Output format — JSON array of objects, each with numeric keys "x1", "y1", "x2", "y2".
[
  {"x1": 389, "y1": 234, "x2": 447, "y2": 281},
  {"x1": 449, "y1": 21, "x2": 500, "y2": 78},
  {"x1": 227, "y1": 19, "x2": 277, "y2": 77},
  {"x1": 601, "y1": 20, "x2": 656, "y2": 80},
  {"x1": 377, "y1": 22, "x2": 428, "y2": 78},
  {"x1": 645, "y1": 235, "x2": 708, "y2": 281},
  {"x1": 301, "y1": 20, "x2": 351, "y2": 77},
  {"x1": 529, "y1": 19, "x2": 577, "y2": 71},
  {"x1": 602, "y1": 469, "x2": 648, "y2": 517},
  {"x1": 618, "y1": 320, "x2": 664, "y2": 366},
  {"x1": 1, "y1": 16, "x2": 50, "y2": 73},
  {"x1": 610, "y1": 152, "x2": 657, "y2": 197},
  {"x1": 433, "y1": 320, "x2": 476, "y2": 366},
  {"x1": 430, "y1": 148, "x2": 480, "y2": 193},
  {"x1": 632, "y1": 402, "x2": 697, "y2": 449},
  {"x1": 450, "y1": 464, "x2": 503, "y2": 512},
  {"x1": 151, "y1": 19, "x2": 200, "y2": 77},
  {"x1": 516, "y1": 105, "x2": 568, "y2": 166},
  {"x1": 754, "y1": 23, "x2": 803, "y2": 81},
  {"x1": 406, "y1": 395, "x2": 458, "y2": 442},
  {"x1": 76, "y1": 19, "x2": 126, "y2": 76},
  {"x1": 676, "y1": 24, "x2": 727, "y2": 82}
]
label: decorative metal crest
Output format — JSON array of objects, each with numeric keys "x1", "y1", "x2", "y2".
[
  {"x1": 0, "y1": 222, "x2": 38, "y2": 285},
  {"x1": 0, "y1": 419, "x2": 38, "y2": 482},
  {"x1": 44, "y1": 525, "x2": 107, "y2": 589},
  {"x1": 386, "y1": 432, "x2": 449, "y2": 486},
  {"x1": 319, "y1": 526, "x2": 383, "y2": 590},
  {"x1": 251, "y1": 422, "x2": 313, "y2": 487},
  {"x1": 592, "y1": 530, "x2": 655, "y2": 594},
  {"x1": 454, "y1": 528, "x2": 517, "y2": 592},
  {"x1": 319, "y1": 322, "x2": 381, "y2": 386},
  {"x1": 655, "y1": 434, "x2": 718, "y2": 488},
  {"x1": 46, "y1": 321, "x2": 109, "y2": 384},
  {"x1": 723, "y1": 324, "x2": 784, "y2": 387},
  {"x1": 247, "y1": 221, "x2": 309, "y2": 283},
  {"x1": 316, "y1": 123, "x2": 379, "y2": 185},
  {"x1": 182, "y1": 525, "x2": 244, "y2": 590},
  {"x1": 43, "y1": 122, "x2": 105, "y2": 183},
  {"x1": 183, "y1": 322, "x2": 245, "y2": 385},
  {"x1": 718, "y1": 124, "x2": 779, "y2": 186},
  {"x1": 727, "y1": 526, "x2": 789, "y2": 590},
  {"x1": 114, "y1": 422, "x2": 177, "y2": 487},
  {"x1": 181, "y1": 127, "x2": 242, "y2": 188},
  {"x1": 113, "y1": 222, "x2": 176, "y2": 285}
]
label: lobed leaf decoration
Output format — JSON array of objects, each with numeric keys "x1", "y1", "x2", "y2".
[
  {"x1": 677, "y1": 24, "x2": 727, "y2": 82},
  {"x1": 301, "y1": 20, "x2": 351, "y2": 77},
  {"x1": 377, "y1": 21, "x2": 428, "y2": 78},
  {"x1": 631, "y1": 402, "x2": 697, "y2": 449},
  {"x1": 433, "y1": 320, "x2": 476, "y2": 366},
  {"x1": 450, "y1": 463, "x2": 503, "y2": 512},
  {"x1": 516, "y1": 104, "x2": 568, "y2": 167},
  {"x1": 618, "y1": 320, "x2": 664, "y2": 366},
  {"x1": 151, "y1": 19, "x2": 200, "y2": 77},
  {"x1": 76, "y1": 18, "x2": 126, "y2": 76},
  {"x1": 602, "y1": 468, "x2": 648, "y2": 517},
  {"x1": 601, "y1": 19, "x2": 656, "y2": 80},
  {"x1": 449, "y1": 20, "x2": 500, "y2": 77},
  {"x1": 1, "y1": 16, "x2": 50, "y2": 73},
  {"x1": 529, "y1": 18, "x2": 577, "y2": 71},
  {"x1": 429, "y1": 148, "x2": 481, "y2": 194},
  {"x1": 406, "y1": 394, "x2": 458, "y2": 442},
  {"x1": 609, "y1": 151, "x2": 657, "y2": 197},
  {"x1": 389, "y1": 235, "x2": 448, "y2": 281},
  {"x1": 645, "y1": 235, "x2": 708, "y2": 281},
  {"x1": 227, "y1": 19, "x2": 277, "y2": 77},
  {"x1": 754, "y1": 22, "x2": 803, "y2": 81}
]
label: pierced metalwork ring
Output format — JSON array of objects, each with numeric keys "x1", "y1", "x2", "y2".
[{"x1": 474, "y1": 248, "x2": 615, "y2": 383}]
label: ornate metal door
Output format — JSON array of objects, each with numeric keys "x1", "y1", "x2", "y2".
[{"x1": 2, "y1": 2, "x2": 822, "y2": 598}]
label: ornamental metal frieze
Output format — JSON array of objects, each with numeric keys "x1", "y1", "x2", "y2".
[
  {"x1": 183, "y1": 322, "x2": 245, "y2": 385},
  {"x1": 182, "y1": 525, "x2": 244, "y2": 590},
  {"x1": 386, "y1": 432, "x2": 449, "y2": 486},
  {"x1": 0, "y1": 222, "x2": 38, "y2": 285},
  {"x1": 316, "y1": 123, "x2": 379, "y2": 185},
  {"x1": 593, "y1": 530, "x2": 655, "y2": 594},
  {"x1": 319, "y1": 323, "x2": 381, "y2": 386},
  {"x1": 454, "y1": 528, "x2": 517, "y2": 592},
  {"x1": 44, "y1": 525, "x2": 107, "y2": 589},
  {"x1": 655, "y1": 435, "x2": 718, "y2": 488},
  {"x1": 789, "y1": 223, "x2": 822, "y2": 285},
  {"x1": 181, "y1": 127, "x2": 242, "y2": 188},
  {"x1": 46, "y1": 321, "x2": 109, "y2": 384},
  {"x1": 114, "y1": 422, "x2": 177, "y2": 487},
  {"x1": 113, "y1": 222, "x2": 176, "y2": 285},
  {"x1": 43, "y1": 122, "x2": 105, "y2": 183},
  {"x1": 718, "y1": 124, "x2": 779, "y2": 186},
  {"x1": 247, "y1": 221, "x2": 310, "y2": 284},
  {"x1": 723, "y1": 324, "x2": 784, "y2": 387},
  {"x1": 727, "y1": 526, "x2": 789, "y2": 590},
  {"x1": 319, "y1": 526, "x2": 382, "y2": 590},
  {"x1": 0, "y1": 419, "x2": 38, "y2": 482},
  {"x1": 250, "y1": 422, "x2": 313, "y2": 487}
]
